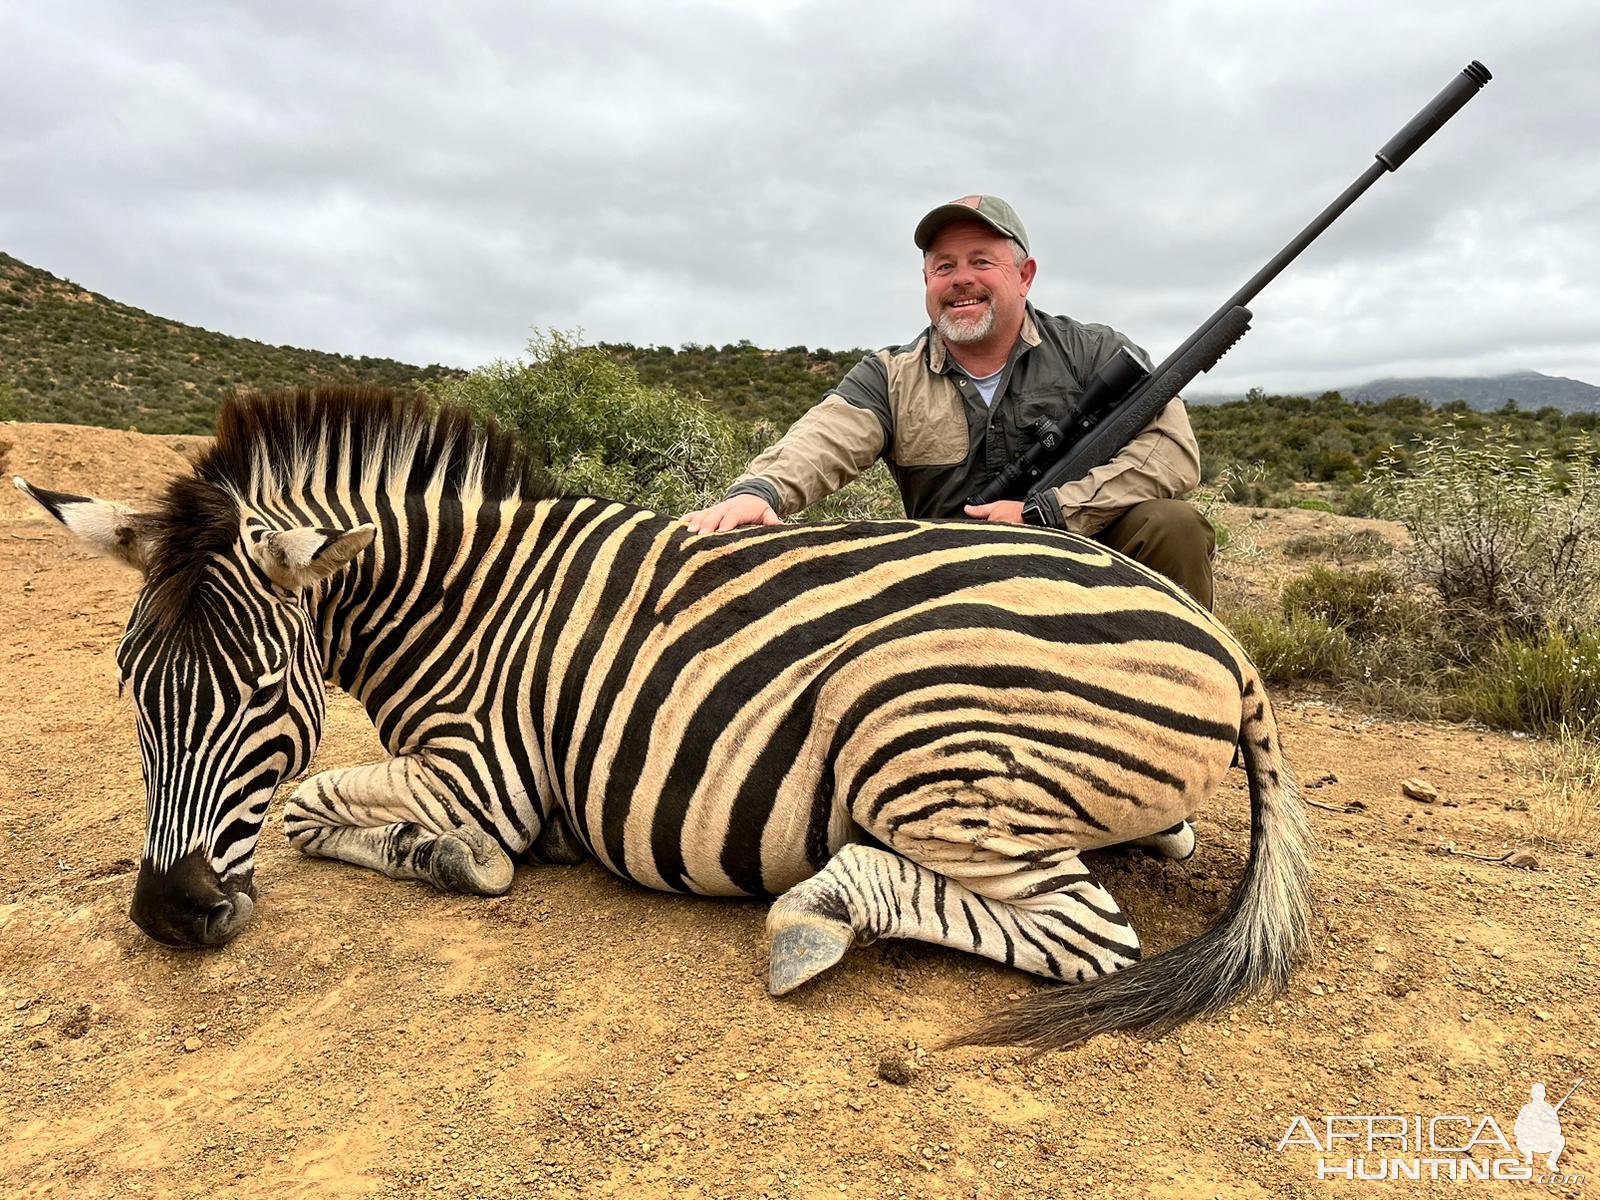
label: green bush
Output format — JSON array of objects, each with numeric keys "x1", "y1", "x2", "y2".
[
  {"x1": 805, "y1": 460, "x2": 903, "y2": 522},
  {"x1": 1293, "y1": 498, "x2": 1334, "y2": 512},
  {"x1": 1280, "y1": 530, "x2": 1390, "y2": 563},
  {"x1": 1369, "y1": 426, "x2": 1600, "y2": 642},
  {"x1": 1223, "y1": 608, "x2": 1350, "y2": 684},
  {"x1": 1280, "y1": 565, "x2": 1420, "y2": 642},
  {"x1": 438, "y1": 330, "x2": 751, "y2": 515},
  {"x1": 1452, "y1": 628, "x2": 1600, "y2": 733}
]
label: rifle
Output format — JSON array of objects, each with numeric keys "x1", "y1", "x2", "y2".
[{"x1": 969, "y1": 60, "x2": 1493, "y2": 509}]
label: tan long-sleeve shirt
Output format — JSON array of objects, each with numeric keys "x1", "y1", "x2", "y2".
[{"x1": 727, "y1": 304, "x2": 1200, "y2": 535}]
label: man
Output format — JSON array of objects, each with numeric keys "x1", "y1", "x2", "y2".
[{"x1": 683, "y1": 195, "x2": 1215, "y2": 607}]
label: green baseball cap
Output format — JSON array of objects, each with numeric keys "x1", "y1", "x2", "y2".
[{"x1": 913, "y1": 194, "x2": 1030, "y2": 256}]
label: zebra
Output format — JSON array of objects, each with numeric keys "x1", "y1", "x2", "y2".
[{"x1": 17, "y1": 386, "x2": 1310, "y2": 1051}]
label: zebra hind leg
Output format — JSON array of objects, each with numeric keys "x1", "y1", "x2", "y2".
[
  {"x1": 766, "y1": 844, "x2": 1140, "y2": 996},
  {"x1": 284, "y1": 759, "x2": 515, "y2": 895}
]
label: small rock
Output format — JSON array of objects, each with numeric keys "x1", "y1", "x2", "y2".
[
  {"x1": 183, "y1": 1036, "x2": 203, "y2": 1053},
  {"x1": 1501, "y1": 849, "x2": 1539, "y2": 870},
  {"x1": 1490, "y1": 947, "x2": 1504, "y2": 959},
  {"x1": 1453, "y1": 935, "x2": 1468, "y2": 944},
  {"x1": 877, "y1": 1052, "x2": 916, "y2": 1086},
  {"x1": 1402, "y1": 778, "x2": 1438, "y2": 803},
  {"x1": 1534, "y1": 1010, "x2": 1552, "y2": 1022}
]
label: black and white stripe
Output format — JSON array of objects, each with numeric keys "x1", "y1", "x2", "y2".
[{"x1": 19, "y1": 387, "x2": 1310, "y2": 1047}]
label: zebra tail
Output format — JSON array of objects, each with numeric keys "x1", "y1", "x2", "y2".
[{"x1": 946, "y1": 673, "x2": 1313, "y2": 1055}]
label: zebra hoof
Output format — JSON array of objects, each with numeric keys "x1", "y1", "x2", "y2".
[
  {"x1": 767, "y1": 919, "x2": 853, "y2": 997},
  {"x1": 430, "y1": 829, "x2": 515, "y2": 896},
  {"x1": 1129, "y1": 820, "x2": 1197, "y2": 863}
]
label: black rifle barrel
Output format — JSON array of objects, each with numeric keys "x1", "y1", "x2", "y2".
[
  {"x1": 1012, "y1": 60, "x2": 1492, "y2": 503},
  {"x1": 1147, "y1": 61, "x2": 1491, "y2": 388}
]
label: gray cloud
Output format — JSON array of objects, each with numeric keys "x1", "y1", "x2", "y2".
[{"x1": 3, "y1": 0, "x2": 1596, "y2": 392}]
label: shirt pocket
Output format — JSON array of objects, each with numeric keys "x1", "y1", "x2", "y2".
[{"x1": 890, "y1": 375, "x2": 971, "y2": 468}]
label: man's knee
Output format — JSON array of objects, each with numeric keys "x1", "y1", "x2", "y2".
[{"x1": 1095, "y1": 499, "x2": 1215, "y2": 609}]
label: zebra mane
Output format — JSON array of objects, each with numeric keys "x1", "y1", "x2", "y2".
[{"x1": 138, "y1": 385, "x2": 558, "y2": 629}]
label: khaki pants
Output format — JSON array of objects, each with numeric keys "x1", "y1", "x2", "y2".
[{"x1": 1094, "y1": 498, "x2": 1216, "y2": 610}]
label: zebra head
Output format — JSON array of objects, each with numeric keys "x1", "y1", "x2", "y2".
[{"x1": 15, "y1": 475, "x2": 373, "y2": 948}]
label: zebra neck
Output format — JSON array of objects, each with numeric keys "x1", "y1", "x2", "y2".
[{"x1": 309, "y1": 495, "x2": 669, "y2": 747}]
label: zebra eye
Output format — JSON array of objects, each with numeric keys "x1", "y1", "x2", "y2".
[{"x1": 254, "y1": 664, "x2": 288, "y2": 702}]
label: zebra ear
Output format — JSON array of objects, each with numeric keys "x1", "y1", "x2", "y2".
[
  {"x1": 250, "y1": 523, "x2": 376, "y2": 591},
  {"x1": 13, "y1": 477, "x2": 153, "y2": 571}
]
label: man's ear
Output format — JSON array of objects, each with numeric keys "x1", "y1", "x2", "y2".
[
  {"x1": 1018, "y1": 256, "x2": 1037, "y2": 296},
  {"x1": 13, "y1": 477, "x2": 153, "y2": 570},
  {"x1": 248, "y1": 523, "x2": 376, "y2": 592}
]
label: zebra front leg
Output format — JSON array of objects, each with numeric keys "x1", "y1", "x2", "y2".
[
  {"x1": 767, "y1": 845, "x2": 1140, "y2": 995},
  {"x1": 283, "y1": 757, "x2": 515, "y2": 895}
]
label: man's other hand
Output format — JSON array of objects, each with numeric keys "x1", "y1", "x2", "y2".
[
  {"x1": 963, "y1": 500, "x2": 1024, "y2": 524},
  {"x1": 682, "y1": 494, "x2": 784, "y2": 533}
]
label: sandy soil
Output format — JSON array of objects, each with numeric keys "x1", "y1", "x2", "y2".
[{"x1": 1, "y1": 422, "x2": 1594, "y2": 1198}]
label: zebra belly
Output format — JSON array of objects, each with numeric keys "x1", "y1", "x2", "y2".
[
  {"x1": 547, "y1": 521, "x2": 1245, "y2": 900},
  {"x1": 565, "y1": 613, "x2": 1240, "y2": 898}
]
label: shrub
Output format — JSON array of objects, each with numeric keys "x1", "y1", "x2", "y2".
[
  {"x1": 1339, "y1": 484, "x2": 1378, "y2": 518},
  {"x1": 1280, "y1": 530, "x2": 1391, "y2": 563},
  {"x1": 1191, "y1": 460, "x2": 1269, "y2": 550},
  {"x1": 1369, "y1": 427, "x2": 1600, "y2": 641},
  {"x1": 1280, "y1": 565, "x2": 1420, "y2": 642},
  {"x1": 805, "y1": 460, "x2": 903, "y2": 522},
  {"x1": 1222, "y1": 608, "x2": 1350, "y2": 684},
  {"x1": 1452, "y1": 628, "x2": 1600, "y2": 733},
  {"x1": 438, "y1": 330, "x2": 749, "y2": 514},
  {"x1": 1529, "y1": 720, "x2": 1600, "y2": 849}
]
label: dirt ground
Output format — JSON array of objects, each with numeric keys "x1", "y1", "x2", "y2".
[{"x1": 1, "y1": 422, "x2": 1594, "y2": 1199}]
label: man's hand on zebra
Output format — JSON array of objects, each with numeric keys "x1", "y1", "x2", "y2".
[
  {"x1": 963, "y1": 499, "x2": 1023, "y2": 524},
  {"x1": 682, "y1": 493, "x2": 784, "y2": 533}
]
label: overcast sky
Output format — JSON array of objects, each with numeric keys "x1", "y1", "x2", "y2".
[{"x1": 3, "y1": 1, "x2": 1597, "y2": 393}]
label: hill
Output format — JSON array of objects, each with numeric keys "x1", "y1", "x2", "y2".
[
  {"x1": 602, "y1": 339, "x2": 869, "y2": 430},
  {"x1": 0, "y1": 252, "x2": 464, "y2": 434},
  {"x1": 1192, "y1": 370, "x2": 1600, "y2": 413}
]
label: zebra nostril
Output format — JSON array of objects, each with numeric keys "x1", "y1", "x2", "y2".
[{"x1": 201, "y1": 899, "x2": 236, "y2": 944}]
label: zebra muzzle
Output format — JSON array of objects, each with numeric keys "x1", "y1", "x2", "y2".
[{"x1": 129, "y1": 850, "x2": 258, "y2": 948}]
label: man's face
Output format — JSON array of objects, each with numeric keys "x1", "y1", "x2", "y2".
[{"x1": 922, "y1": 221, "x2": 1036, "y2": 351}]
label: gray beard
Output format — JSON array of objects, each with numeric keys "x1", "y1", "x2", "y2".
[{"x1": 937, "y1": 304, "x2": 995, "y2": 344}]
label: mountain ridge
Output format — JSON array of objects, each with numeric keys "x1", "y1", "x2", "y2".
[
  {"x1": 1189, "y1": 369, "x2": 1599, "y2": 413},
  {"x1": 0, "y1": 251, "x2": 464, "y2": 434}
]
